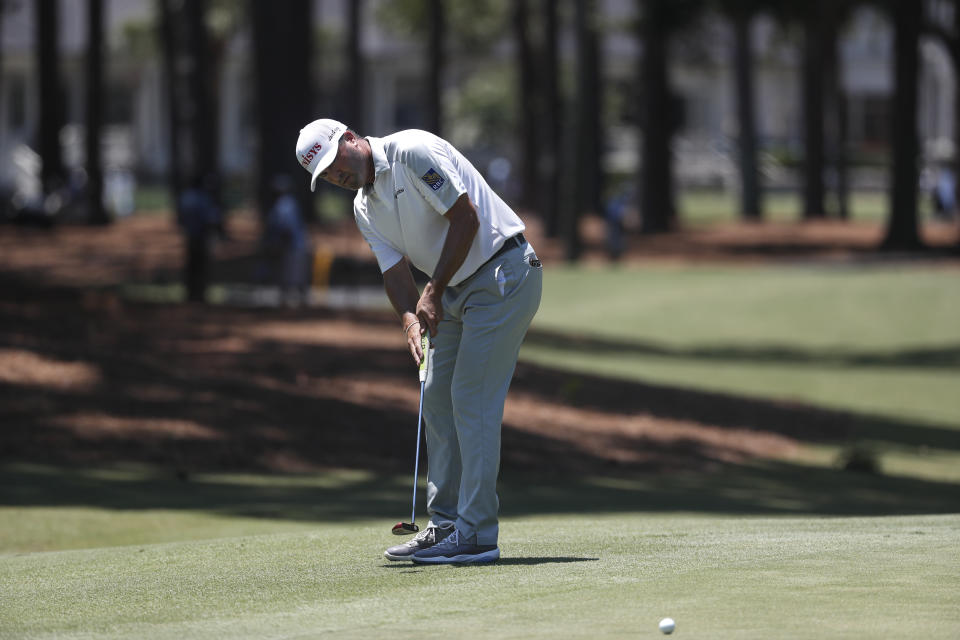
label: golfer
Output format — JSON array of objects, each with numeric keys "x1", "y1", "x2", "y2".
[{"x1": 296, "y1": 119, "x2": 542, "y2": 564}]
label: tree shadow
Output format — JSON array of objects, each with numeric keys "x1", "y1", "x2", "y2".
[
  {"x1": 524, "y1": 327, "x2": 960, "y2": 369},
  {"x1": 510, "y1": 360, "x2": 960, "y2": 452},
  {"x1": 2, "y1": 457, "x2": 958, "y2": 522},
  {"x1": 1, "y1": 274, "x2": 958, "y2": 522}
]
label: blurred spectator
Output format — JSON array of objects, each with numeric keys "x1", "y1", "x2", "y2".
[
  {"x1": 104, "y1": 170, "x2": 136, "y2": 218},
  {"x1": 931, "y1": 165, "x2": 956, "y2": 221},
  {"x1": 263, "y1": 174, "x2": 311, "y2": 306},
  {"x1": 178, "y1": 173, "x2": 221, "y2": 303},
  {"x1": 605, "y1": 187, "x2": 632, "y2": 261},
  {"x1": 486, "y1": 157, "x2": 514, "y2": 202}
]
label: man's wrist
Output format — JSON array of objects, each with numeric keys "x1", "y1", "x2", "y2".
[
  {"x1": 401, "y1": 311, "x2": 419, "y2": 330},
  {"x1": 425, "y1": 279, "x2": 445, "y2": 298}
]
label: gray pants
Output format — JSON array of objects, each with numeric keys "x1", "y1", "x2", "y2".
[{"x1": 423, "y1": 240, "x2": 542, "y2": 546}]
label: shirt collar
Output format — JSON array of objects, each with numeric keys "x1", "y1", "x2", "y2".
[{"x1": 364, "y1": 137, "x2": 390, "y2": 194}]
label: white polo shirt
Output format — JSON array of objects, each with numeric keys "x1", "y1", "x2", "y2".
[{"x1": 353, "y1": 130, "x2": 526, "y2": 287}]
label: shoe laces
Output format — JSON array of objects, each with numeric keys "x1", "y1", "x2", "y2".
[
  {"x1": 411, "y1": 524, "x2": 449, "y2": 545},
  {"x1": 434, "y1": 529, "x2": 460, "y2": 549},
  {"x1": 411, "y1": 526, "x2": 435, "y2": 543}
]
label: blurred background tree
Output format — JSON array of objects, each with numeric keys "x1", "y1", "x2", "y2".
[
  {"x1": 4, "y1": 0, "x2": 958, "y2": 257},
  {"x1": 883, "y1": 0, "x2": 923, "y2": 250},
  {"x1": 718, "y1": 0, "x2": 764, "y2": 221},
  {"x1": 249, "y1": 0, "x2": 312, "y2": 220},
  {"x1": 85, "y1": 0, "x2": 107, "y2": 225},
  {"x1": 636, "y1": 0, "x2": 701, "y2": 234},
  {"x1": 36, "y1": 0, "x2": 65, "y2": 206}
]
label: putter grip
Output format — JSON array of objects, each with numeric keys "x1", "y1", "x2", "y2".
[{"x1": 418, "y1": 332, "x2": 430, "y2": 382}]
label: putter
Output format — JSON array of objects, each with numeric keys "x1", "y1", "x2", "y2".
[{"x1": 392, "y1": 331, "x2": 430, "y2": 535}]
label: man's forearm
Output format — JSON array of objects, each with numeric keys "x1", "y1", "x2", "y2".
[
  {"x1": 383, "y1": 259, "x2": 421, "y2": 324},
  {"x1": 429, "y1": 193, "x2": 480, "y2": 294}
]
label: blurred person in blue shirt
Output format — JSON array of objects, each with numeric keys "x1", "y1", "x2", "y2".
[
  {"x1": 178, "y1": 174, "x2": 221, "y2": 303},
  {"x1": 263, "y1": 174, "x2": 311, "y2": 306}
]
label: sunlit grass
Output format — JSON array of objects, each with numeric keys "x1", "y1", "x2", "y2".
[{"x1": 678, "y1": 188, "x2": 928, "y2": 225}]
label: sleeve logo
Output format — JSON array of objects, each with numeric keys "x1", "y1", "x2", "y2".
[{"x1": 421, "y1": 168, "x2": 445, "y2": 191}]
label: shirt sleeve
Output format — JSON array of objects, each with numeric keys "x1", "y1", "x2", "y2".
[
  {"x1": 354, "y1": 197, "x2": 404, "y2": 273},
  {"x1": 402, "y1": 140, "x2": 467, "y2": 215}
]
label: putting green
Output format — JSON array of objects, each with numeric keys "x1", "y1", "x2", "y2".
[{"x1": 1, "y1": 513, "x2": 957, "y2": 639}]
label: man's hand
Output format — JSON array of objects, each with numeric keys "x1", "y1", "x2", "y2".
[
  {"x1": 383, "y1": 193, "x2": 478, "y2": 361},
  {"x1": 384, "y1": 261, "x2": 427, "y2": 367},
  {"x1": 415, "y1": 193, "x2": 479, "y2": 337},
  {"x1": 416, "y1": 281, "x2": 443, "y2": 337},
  {"x1": 402, "y1": 312, "x2": 424, "y2": 365}
]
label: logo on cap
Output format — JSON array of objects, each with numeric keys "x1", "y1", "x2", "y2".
[{"x1": 299, "y1": 142, "x2": 323, "y2": 168}]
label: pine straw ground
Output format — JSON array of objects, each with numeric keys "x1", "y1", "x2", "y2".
[{"x1": 1, "y1": 211, "x2": 958, "y2": 477}]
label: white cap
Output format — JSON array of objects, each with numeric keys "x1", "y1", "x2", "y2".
[{"x1": 295, "y1": 118, "x2": 347, "y2": 192}]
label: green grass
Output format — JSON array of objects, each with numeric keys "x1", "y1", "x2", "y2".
[
  {"x1": 4, "y1": 255, "x2": 959, "y2": 637},
  {"x1": 527, "y1": 265, "x2": 960, "y2": 425},
  {"x1": 4, "y1": 515, "x2": 959, "y2": 639},
  {"x1": 132, "y1": 185, "x2": 173, "y2": 213},
  {"x1": 678, "y1": 189, "x2": 929, "y2": 224},
  {"x1": 1, "y1": 466, "x2": 958, "y2": 639},
  {"x1": 523, "y1": 263, "x2": 960, "y2": 484}
]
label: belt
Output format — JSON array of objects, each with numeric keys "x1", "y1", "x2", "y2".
[
  {"x1": 484, "y1": 233, "x2": 525, "y2": 266},
  {"x1": 457, "y1": 233, "x2": 526, "y2": 286}
]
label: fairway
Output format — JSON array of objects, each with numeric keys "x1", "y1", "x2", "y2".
[{"x1": 1, "y1": 511, "x2": 957, "y2": 639}]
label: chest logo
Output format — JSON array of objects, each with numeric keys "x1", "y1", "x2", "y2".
[
  {"x1": 421, "y1": 168, "x2": 445, "y2": 191},
  {"x1": 394, "y1": 188, "x2": 405, "y2": 199}
]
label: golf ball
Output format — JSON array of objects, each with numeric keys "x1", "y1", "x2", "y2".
[{"x1": 659, "y1": 618, "x2": 675, "y2": 634}]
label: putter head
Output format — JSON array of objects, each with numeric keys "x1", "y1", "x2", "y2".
[{"x1": 392, "y1": 521, "x2": 419, "y2": 536}]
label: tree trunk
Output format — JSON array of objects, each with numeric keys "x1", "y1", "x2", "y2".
[
  {"x1": 86, "y1": 0, "x2": 108, "y2": 224},
  {"x1": 560, "y1": 0, "x2": 585, "y2": 259},
  {"x1": 158, "y1": 0, "x2": 222, "y2": 213},
  {"x1": 823, "y1": 1, "x2": 848, "y2": 219},
  {"x1": 187, "y1": 0, "x2": 216, "y2": 187},
  {"x1": 952, "y1": 0, "x2": 960, "y2": 251},
  {"x1": 802, "y1": 2, "x2": 826, "y2": 219},
  {"x1": 37, "y1": 0, "x2": 66, "y2": 198},
  {"x1": 158, "y1": 0, "x2": 183, "y2": 214},
  {"x1": 540, "y1": 0, "x2": 562, "y2": 237},
  {"x1": 346, "y1": 0, "x2": 365, "y2": 129},
  {"x1": 561, "y1": 0, "x2": 603, "y2": 260},
  {"x1": 514, "y1": 0, "x2": 539, "y2": 210},
  {"x1": 583, "y1": 0, "x2": 604, "y2": 219},
  {"x1": 250, "y1": 0, "x2": 313, "y2": 218},
  {"x1": 0, "y1": 5, "x2": 5, "y2": 152},
  {"x1": 426, "y1": 0, "x2": 445, "y2": 135},
  {"x1": 732, "y1": 5, "x2": 761, "y2": 220},
  {"x1": 638, "y1": 0, "x2": 676, "y2": 234},
  {"x1": 883, "y1": 0, "x2": 923, "y2": 250}
]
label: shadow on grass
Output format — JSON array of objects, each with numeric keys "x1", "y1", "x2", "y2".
[
  {"x1": 2, "y1": 460, "x2": 958, "y2": 523},
  {"x1": 494, "y1": 557, "x2": 600, "y2": 566},
  {"x1": 525, "y1": 328, "x2": 960, "y2": 370},
  {"x1": 510, "y1": 361, "x2": 960, "y2": 452},
  {"x1": 1, "y1": 276, "x2": 958, "y2": 525},
  {"x1": 379, "y1": 558, "x2": 598, "y2": 569}
]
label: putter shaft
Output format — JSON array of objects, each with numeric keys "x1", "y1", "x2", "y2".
[
  {"x1": 411, "y1": 378, "x2": 424, "y2": 523},
  {"x1": 409, "y1": 332, "x2": 429, "y2": 526}
]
